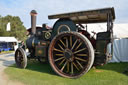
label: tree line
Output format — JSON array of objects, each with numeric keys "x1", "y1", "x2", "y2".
[{"x1": 0, "y1": 15, "x2": 27, "y2": 41}]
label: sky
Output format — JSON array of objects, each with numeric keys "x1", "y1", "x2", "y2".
[{"x1": 0, "y1": 0, "x2": 128, "y2": 28}]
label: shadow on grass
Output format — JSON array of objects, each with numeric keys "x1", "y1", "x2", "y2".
[
  {"x1": 10, "y1": 60, "x2": 58, "y2": 76},
  {"x1": 95, "y1": 62, "x2": 128, "y2": 75}
]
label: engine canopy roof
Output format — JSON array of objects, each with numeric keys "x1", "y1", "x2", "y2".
[{"x1": 48, "y1": 7, "x2": 115, "y2": 24}]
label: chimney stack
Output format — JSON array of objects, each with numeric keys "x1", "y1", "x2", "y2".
[{"x1": 30, "y1": 10, "x2": 37, "y2": 35}]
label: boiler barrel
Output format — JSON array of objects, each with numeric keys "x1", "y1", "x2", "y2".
[{"x1": 26, "y1": 36, "x2": 39, "y2": 49}]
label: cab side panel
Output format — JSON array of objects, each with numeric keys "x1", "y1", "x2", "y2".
[{"x1": 94, "y1": 32, "x2": 111, "y2": 65}]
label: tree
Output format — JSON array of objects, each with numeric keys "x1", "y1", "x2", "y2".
[{"x1": 0, "y1": 15, "x2": 27, "y2": 41}]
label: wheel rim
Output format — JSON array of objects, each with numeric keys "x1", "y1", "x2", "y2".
[{"x1": 49, "y1": 32, "x2": 94, "y2": 78}]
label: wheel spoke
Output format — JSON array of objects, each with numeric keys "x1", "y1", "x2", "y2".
[
  {"x1": 65, "y1": 37, "x2": 68, "y2": 48},
  {"x1": 76, "y1": 54, "x2": 87, "y2": 57},
  {"x1": 17, "y1": 51, "x2": 22, "y2": 62},
  {"x1": 67, "y1": 61, "x2": 69, "y2": 72},
  {"x1": 76, "y1": 60, "x2": 83, "y2": 69},
  {"x1": 59, "y1": 58, "x2": 66, "y2": 66},
  {"x1": 74, "y1": 48, "x2": 86, "y2": 54},
  {"x1": 71, "y1": 62, "x2": 73, "y2": 74},
  {"x1": 73, "y1": 62, "x2": 79, "y2": 71},
  {"x1": 55, "y1": 54, "x2": 64, "y2": 56},
  {"x1": 61, "y1": 61, "x2": 68, "y2": 71},
  {"x1": 58, "y1": 44, "x2": 64, "y2": 51},
  {"x1": 59, "y1": 39, "x2": 66, "y2": 47},
  {"x1": 21, "y1": 60, "x2": 24, "y2": 64},
  {"x1": 17, "y1": 51, "x2": 20, "y2": 57},
  {"x1": 71, "y1": 39, "x2": 78, "y2": 50},
  {"x1": 75, "y1": 42, "x2": 83, "y2": 50},
  {"x1": 75, "y1": 57, "x2": 87, "y2": 62},
  {"x1": 20, "y1": 57, "x2": 23, "y2": 61},
  {"x1": 70, "y1": 36, "x2": 72, "y2": 48},
  {"x1": 16, "y1": 54, "x2": 19, "y2": 61},
  {"x1": 53, "y1": 48, "x2": 64, "y2": 53},
  {"x1": 55, "y1": 57, "x2": 65, "y2": 62}
]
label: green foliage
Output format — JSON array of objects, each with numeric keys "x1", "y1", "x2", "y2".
[
  {"x1": 4, "y1": 62, "x2": 128, "y2": 85},
  {"x1": 0, "y1": 15, "x2": 26, "y2": 41}
]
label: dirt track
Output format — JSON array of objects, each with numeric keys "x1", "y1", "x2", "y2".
[{"x1": 0, "y1": 53, "x2": 24, "y2": 85}]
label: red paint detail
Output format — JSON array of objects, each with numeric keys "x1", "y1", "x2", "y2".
[{"x1": 79, "y1": 30, "x2": 96, "y2": 49}]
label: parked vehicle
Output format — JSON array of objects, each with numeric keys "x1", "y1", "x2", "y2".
[{"x1": 15, "y1": 7, "x2": 115, "y2": 78}]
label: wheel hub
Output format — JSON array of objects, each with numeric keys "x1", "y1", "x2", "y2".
[{"x1": 64, "y1": 49, "x2": 74, "y2": 61}]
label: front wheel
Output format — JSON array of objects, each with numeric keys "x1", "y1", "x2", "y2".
[
  {"x1": 15, "y1": 48, "x2": 27, "y2": 68},
  {"x1": 49, "y1": 32, "x2": 94, "y2": 78}
]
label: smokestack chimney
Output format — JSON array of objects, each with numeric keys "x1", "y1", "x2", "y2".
[{"x1": 30, "y1": 10, "x2": 37, "y2": 35}]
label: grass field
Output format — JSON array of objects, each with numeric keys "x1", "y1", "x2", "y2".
[{"x1": 4, "y1": 61, "x2": 128, "y2": 85}]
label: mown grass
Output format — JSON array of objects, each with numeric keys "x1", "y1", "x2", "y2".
[{"x1": 4, "y1": 61, "x2": 128, "y2": 85}]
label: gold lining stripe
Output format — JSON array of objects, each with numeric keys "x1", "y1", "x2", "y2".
[{"x1": 32, "y1": 38, "x2": 35, "y2": 47}]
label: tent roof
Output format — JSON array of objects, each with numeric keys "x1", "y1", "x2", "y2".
[
  {"x1": 0, "y1": 37, "x2": 18, "y2": 42},
  {"x1": 113, "y1": 24, "x2": 128, "y2": 39}
]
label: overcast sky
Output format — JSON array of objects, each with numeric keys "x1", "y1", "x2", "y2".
[{"x1": 0, "y1": 0, "x2": 128, "y2": 28}]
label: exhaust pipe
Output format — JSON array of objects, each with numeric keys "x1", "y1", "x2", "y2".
[{"x1": 30, "y1": 10, "x2": 37, "y2": 35}]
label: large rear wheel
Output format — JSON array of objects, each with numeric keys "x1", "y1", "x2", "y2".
[{"x1": 49, "y1": 32, "x2": 94, "y2": 78}]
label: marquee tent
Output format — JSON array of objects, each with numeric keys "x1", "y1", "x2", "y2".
[
  {"x1": 0, "y1": 37, "x2": 18, "y2": 51},
  {"x1": 0, "y1": 37, "x2": 18, "y2": 42}
]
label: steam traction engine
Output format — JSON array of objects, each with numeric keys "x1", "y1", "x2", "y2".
[{"x1": 15, "y1": 7, "x2": 115, "y2": 78}]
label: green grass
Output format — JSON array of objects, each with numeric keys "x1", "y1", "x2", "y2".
[{"x1": 4, "y1": 61, "x2": 128, "y2": 85}]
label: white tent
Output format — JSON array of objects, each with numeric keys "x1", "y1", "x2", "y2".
[
  {"x1": 86, "y1": 23, "x2": 128, "y2": 39},
  {"x1": 109, "y1": 38, "x2": 128, "y2": 62},
  {"x1": 0, "y1": 37, "x2": 18, "y2": 51},
  {"x1": 86, "y1": 23, "x2": 128, "y2": 62},
  {"x1": 0, "y1": 37, "x2": 17, "y2": 42}
]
